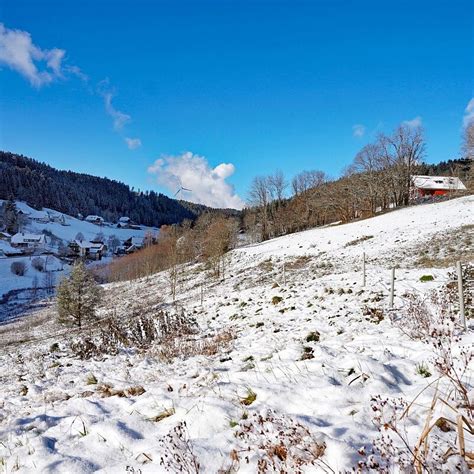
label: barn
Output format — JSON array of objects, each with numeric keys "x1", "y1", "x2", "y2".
[{"x1": 411, "y1": 175, "x2": 467, "y2": 197}]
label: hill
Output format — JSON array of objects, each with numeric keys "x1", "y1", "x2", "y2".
[
  {"x1": 0, "y1": 196, "x2": 472, "y2": 471},
  {"x1": 0, "y1": 151, "x2": 239, "y2": 227}
]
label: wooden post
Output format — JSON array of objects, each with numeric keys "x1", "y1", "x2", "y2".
[
  {"x1": 362, "y1": 252, "x2": 366, "y2": 287},
  {"x1": 456, "y1": 261, "x2": 466, "y2": 330},
  {"x1": 389, "y1": 268, "x2": 395, "y2": 309}
]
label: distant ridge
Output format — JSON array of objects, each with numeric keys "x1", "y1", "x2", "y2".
[{"x1": 0, "y1": 151, "x2": 239, "y2": 227}]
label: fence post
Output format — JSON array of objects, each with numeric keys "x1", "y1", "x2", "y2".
[
  {"x1": 362, "y1": 252, "x2": 366, "y2": 287},
  {"x1": 456, "y1": 261, "x2": 466, "y2": 331},
  {"x1": 389, "y1": 268, "x2": 395, "y2": 309}
]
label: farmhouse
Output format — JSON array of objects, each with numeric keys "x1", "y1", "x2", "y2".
[
  {"x1": 117, "y1": 216, "x2": 131, "y2": 228},
  {"x1": 85, "y1": 215, "x2": 104, "y2": 225},
  {"x1": 412, "y1": 176, "x2": 467, "y2": 197},
  {"x1": 68, "y1": 240, "x2": 106, "y2": 260},
  {"x1": 11, "y1": 232, "x2": 46, "y2": 250}
]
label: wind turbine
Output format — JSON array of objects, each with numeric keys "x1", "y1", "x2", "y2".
[{"x1": 174, "y1": 178, "x2": 191, "y2": 198}]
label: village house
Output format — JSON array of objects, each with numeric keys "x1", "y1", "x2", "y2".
[
  {"x1": 85, "y1": 215, "x2": 104, "y2": 225},
  {"x1": 123, "y1": 236, "x2": 147, "y2": 254},
  {"x1": 11, "y1": 232, "x2": 46, "y2": 250},
  {"x1": 0, "y1": 231, "x2": 11, "y2": 241},
  {"x1": 411, "y1": 176, "x2": 467, "y2": 198},
  {"x1": 117, "y1": 216, "x2": 131, "y2": 228},
  {"x1": 68, "y1": 239, "x2": 106, "y2": 260}
]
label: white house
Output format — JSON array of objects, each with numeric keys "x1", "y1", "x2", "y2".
[
  {"x1": 11, "y1": 233, "x2": 46, "y2": 250},
  {"x1": 85, "y1": 215, "x2": 104, "y2": 225},
  {"x1": 117, "y1": 216, "x2": 131, "y2": 228},
  {"x1": 69, "y1": 240, "x2": 106, "y2": 260}
]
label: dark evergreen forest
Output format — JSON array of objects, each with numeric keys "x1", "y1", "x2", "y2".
[{"x1": 0, "y1": 151, "x2": 238, "y2": 226}]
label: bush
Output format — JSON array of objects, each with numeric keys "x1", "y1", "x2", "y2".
[
  {"x1": 10, "y1": 261, "x2": 27, "y2": 276},
  {"x1": 32, "y1": 257, "x2": 45, "y2": 272}
]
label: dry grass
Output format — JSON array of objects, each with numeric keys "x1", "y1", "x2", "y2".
[{"x1": 157, "y1": 329, "x2": 236, "y2": 362}]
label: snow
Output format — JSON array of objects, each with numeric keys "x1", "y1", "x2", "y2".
[{"x1": 0, "y1": 196, "x2": 472, "y2": 472}]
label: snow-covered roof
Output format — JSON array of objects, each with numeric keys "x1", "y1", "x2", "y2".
[
  {"x1": 119, "y1": 217, "x2": 130, "y2": 222},
  {"x1": 0, "y1": 231, "x2": 12, "y2": 238},
  {"x1": 131, "y1": 236, "x2": 145, "y2": 246},
  {"x1": 85, "y1": 215, "x2": 104, "y2": 221},
  {"x1": 412, "y1": 175, "x2": 467, "y2": 191},
  {"x1": 11, "y1": 233, "x2": 46, "y2": 244},
  {"x1": 74, "y1": 240, "x2": 104, "y2": 249}
]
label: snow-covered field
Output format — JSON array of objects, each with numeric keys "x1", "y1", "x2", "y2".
[{"x1": 0, "y1": 196, "x2": 472, "y2": 473}]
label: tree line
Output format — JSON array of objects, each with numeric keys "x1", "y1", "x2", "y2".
[
  {"x1": 0, "y1": 151, "x2": 238, "y2": 227},
  {"x1": 244, "y1": 123, "x2": 473, "y2": 241}
]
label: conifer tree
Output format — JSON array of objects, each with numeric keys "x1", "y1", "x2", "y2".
[{"x1": 57, "y1": 262, "x2": 102, "y2": 328}]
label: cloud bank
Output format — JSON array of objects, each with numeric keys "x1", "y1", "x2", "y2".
[
  {"x1": 352, "y1": 124, "x2": 365, "y2": 137},
  {"x1": 0, "y1": 23, "x2": 84, "y2": 87},
  {"x1": 148, "y1": 152, "x2": 245, "y2": 209}
]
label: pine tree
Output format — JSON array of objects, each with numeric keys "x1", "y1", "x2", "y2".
[
  {"x1": 2, "y1": 198, "x2": 18, "y2": 234},
  {"x1": 57, "y1": 262, "x2": 102, "y2": 328}
]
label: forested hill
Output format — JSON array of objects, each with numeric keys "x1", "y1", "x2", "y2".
[{"x1": 0, "y1": 151, "x2": 238, "y2": 226}]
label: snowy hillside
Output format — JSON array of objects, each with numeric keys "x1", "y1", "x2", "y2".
[
  {"x1": 0, "y1": 196, "x2": 472, "y2": 473},
  {"x1": 12, "y1": 200, "x2": 159, "y2": 244},
  {"x1": 0, "y1": 200, "x2": 159, "y2": 299}
]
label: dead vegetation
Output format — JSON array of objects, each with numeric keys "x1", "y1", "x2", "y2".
[
  {"x1": 233, "y1": 410, "x2": 329, "y2": 473},
  {"x1": 413, "y1": 224, "x2": 474, "y2": 268},
  {"x1": 360, "y1": 284, "x2": 473, "y2": 472}
]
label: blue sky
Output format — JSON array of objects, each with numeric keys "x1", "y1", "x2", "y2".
[{"x1": 0, "y1": 0, "x2": 472, "y2": 208}]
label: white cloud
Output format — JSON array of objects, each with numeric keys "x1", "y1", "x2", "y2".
[
  {"x1": 463, "y1": 98, "x2": 474, "y2": 127},
  {"x1": 0, "y1": 23, "x2": 76, "y2": 87},
  {"x1": 402, "y1": 116, "x2": 422, "y2": 128},
  {"x1": 352, "y1": 124, "x2": 365, "y2": 138},
  {"x1": 148, "y1": 151, "x2": 245, "y2": 209},
  {"x1": 125, "y1": 137, "x2": 142, "y2": 150}
]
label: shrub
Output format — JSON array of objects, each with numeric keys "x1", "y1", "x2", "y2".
[
  {"x1": 234, "y1": 410, "x2": 327, "y2": 472},
  {"x1": 10, "y1": 261, "x2": 27, "y2": 276},
  {"x1": 31, "y1": 257, "x2": 45, "y2": 272}
]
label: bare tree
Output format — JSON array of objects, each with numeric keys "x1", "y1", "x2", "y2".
[
  {"x1": 268, "y1": 170, "x2": 287, "y2": 202},
  {"x1": 249, "y1": 176, "x2": 271, "y2": 240},
  {"x1": 379, "y1": 124, "x2": 425, "y2": 206},
  {"x1": 463, "y1": 121, "x2": 474, "y2": 161}
]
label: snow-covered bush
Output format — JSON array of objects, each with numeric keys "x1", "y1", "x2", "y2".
[
  {"x1": 31, "y1": 257, "x2": 45, "y2": 272},
  {"x1": 233, "y1": 410, "x2": 327, "y2": 472},
  {"x1": 10, "y1": 261, "x2": 27, "y2": 276}
]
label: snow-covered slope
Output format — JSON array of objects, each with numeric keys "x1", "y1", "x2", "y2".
[
  {"x1": 0, "y1": 196, "x2": 472, "y2": 473},
  {"x1": 12, "y1": 200, "x2": 159, "y2": 244}
]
